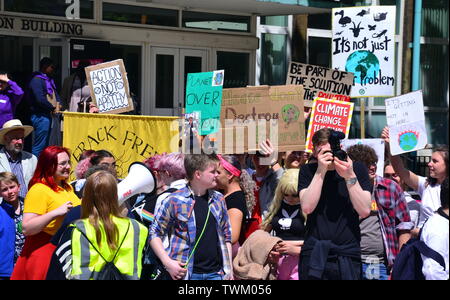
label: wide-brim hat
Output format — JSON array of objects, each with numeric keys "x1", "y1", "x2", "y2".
[{"x1": 0, "y1": 119, "x2": 33, "y2": 144}]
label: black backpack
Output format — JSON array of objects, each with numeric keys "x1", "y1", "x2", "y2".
[
  {"x1": 391, "y1": 216, "x2": 446, "y2": 280},
  {"x1": 75, "y1": 221, "x2": 131, "y2": 280}
]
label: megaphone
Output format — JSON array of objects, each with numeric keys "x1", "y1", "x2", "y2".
[{"x1": 117, "y1": 162, "x2": 157, "y2": 205}]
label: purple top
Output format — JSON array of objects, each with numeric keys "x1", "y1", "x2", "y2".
[{"x1": 0, "y1": 80, "x2": 24, "y2": 128}]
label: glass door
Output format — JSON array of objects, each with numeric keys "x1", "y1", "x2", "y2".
[
  {"x1": 179, "y1": 49, "x2": 207, "y2": 116},
  {"x1": 33, "y1": 38, "x2": 69, "y2": 92},
  {"x1": 150, "y1": 47, "x2": 207, "y2": 116}
]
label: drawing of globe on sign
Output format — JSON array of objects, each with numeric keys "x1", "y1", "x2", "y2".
[
  {"x1": 398, "y1": 131, "x2": 419, "y2": 151},
  {"x1": 345, "y1": 50, "x2": 380, "y2": 95}
]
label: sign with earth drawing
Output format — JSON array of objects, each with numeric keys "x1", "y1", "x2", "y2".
[
  {"x1": 332, "y1": 6, "x2": 396, "y2": 97},
  {"x1": 385, "y1": 90, "x2": 427, "y2": 155}
]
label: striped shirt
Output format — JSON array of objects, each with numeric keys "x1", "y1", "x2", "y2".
[
  {"x1": 149, "y1": 186, "x2": 232, "y2": 279},
  {"x1": 5, "y1": 151, "x2": 27, "y2": 199}
]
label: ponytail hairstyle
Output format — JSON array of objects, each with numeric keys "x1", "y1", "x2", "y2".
[{"x1": 220, "y1": 155, "x2": 256, "y2": 215}]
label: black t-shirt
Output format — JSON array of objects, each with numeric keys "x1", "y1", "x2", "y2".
[
  {"x1": 271, "y1": 200, "x2": 306, "y2": 241},
  {"x1": 193, "y1": 194, "x2": 222, "y2": 274},
  {"x1": 297, "y1": 162, "x2": 372, "y2": 245},
  {"x1": 225, "y1": 191, "x2": 248, "y2": 219}
]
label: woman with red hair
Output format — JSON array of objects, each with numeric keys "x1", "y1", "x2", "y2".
[{"x1": 11, "y1": 146, "x2": 81, "y2": 280}]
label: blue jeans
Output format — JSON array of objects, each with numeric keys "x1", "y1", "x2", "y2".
[
  {"x1": 190, "y1": 272, "x2": 223, "y2": 280},
  {"x1": 31, "y1": 114, "x2": 51, "y2": 158},
  {"x1": 362, "y1": 262, "x2": 389, "y2": 280}
]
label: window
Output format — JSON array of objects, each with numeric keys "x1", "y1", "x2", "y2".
[
  {"x1": 260, "y1": 16, "x2": 288, "y2": 27},
  {"x1": 257, "y1": 16, "x2": 291, "y2": 86},
  {"x1": 217, "y1": 51, "x2": 250, "y2": 88},
  {"x1": 155, "y1": 54, "x2": 174, "y2": 108},
  {"x1": 103, "y1": 3, "x2": 178, "y2": 27},
  {"x1": 260, "y1": 33, "x2": 288, "y2": 85},
  {"x1": 182, "y1": 11, "x2": 251, "y2": 32},
  {"x1": 5, "y1": 0, "x2": 94, "y2": 19},
  {"x1": 110, "y1": 44, "x2": 142, "y2": 114},
  {"x1": 308, "y1": 36, "x2": 331, "y2": 68}
]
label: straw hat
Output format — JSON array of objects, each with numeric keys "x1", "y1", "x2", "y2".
[{"x1": 0, "y1": 119, "x2": 33, "y2": 144}]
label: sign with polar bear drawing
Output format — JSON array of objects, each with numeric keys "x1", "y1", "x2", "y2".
[{"x1": 332, "y1": 6, "x2": 396, "y2": 97}]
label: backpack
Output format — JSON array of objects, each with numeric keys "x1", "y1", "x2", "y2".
[
  {"x1": 75, "y1": 221, "x2": 131, "y2": 280},
  {"x1": 391, "y1": 218, "x2": 446, "y2": 280}
]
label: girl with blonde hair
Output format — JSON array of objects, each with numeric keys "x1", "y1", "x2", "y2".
[{"x1": 261, "y1": 168, "x2": 306, "y2": 280}]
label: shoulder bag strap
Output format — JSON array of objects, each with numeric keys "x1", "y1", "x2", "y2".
[
  {"x1": 184, "y1": 207, "x2": 211, "y2": 267},
  {"x1": 75, "y1": 220, "x2": 131, "y2": 263}
]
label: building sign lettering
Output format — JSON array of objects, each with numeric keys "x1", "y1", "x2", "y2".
[{"x1": 0, "y1": 16, "x2": 83, "y2": 36}]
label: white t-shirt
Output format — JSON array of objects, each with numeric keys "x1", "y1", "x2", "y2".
[
  {"x1": 420, "y1": 211, "x2": 449, "y2": 280},
  {"x1": 404, "y1": 191, "x2": 421, "y2": 228},
  {"x1": 417, "y1": 176, "x2": 441, "y2": 228}
]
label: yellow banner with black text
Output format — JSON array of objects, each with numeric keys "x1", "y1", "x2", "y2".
[{"x1": 63, "y1": 112, "x2": 180, "y2": 180}]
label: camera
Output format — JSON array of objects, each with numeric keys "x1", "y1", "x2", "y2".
[{"x1": 328, "y1": 129, "x2": 347, "y2": 161}]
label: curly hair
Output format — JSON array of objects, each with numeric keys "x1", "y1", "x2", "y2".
[
  {"x1": 221, "y1": 155, "x2": 256, "y2": 215},
  {"x1": 347, "y1": 144, "x2": 378, "y2": 169}
]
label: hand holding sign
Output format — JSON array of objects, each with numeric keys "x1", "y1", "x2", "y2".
[{"x1": 85, "y1": 59, "x2": 134, "y2": 114}]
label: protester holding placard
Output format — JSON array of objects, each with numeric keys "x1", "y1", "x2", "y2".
[{"x1": 381, "y1": 127, "x2": 448, "y2": 235}]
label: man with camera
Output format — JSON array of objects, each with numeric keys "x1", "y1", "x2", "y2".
[{"x1": 298, "y1": 128, "x2": 372, "y2": 280}]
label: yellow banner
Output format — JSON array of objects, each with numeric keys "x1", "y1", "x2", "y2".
[{"x1": 63, "y1": 112, "x2": 180, "y2": 179}]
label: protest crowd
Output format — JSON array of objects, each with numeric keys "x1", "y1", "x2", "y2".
[{"x1": 0, "y1": 44, "x2": 448, "y2": 282}]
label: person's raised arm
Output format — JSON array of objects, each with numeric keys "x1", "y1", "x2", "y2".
[
  {"x1": 334, "y1": 157, "x2": 371, "y2": 218},
  {"x1": 300, "y1": 148, "x2": 331, "y2": 214},
  {"x1": 381, "y1": 126, "x2": 419, "y2": 191}
]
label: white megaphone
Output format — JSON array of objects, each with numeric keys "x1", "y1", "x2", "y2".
[{"x1": 117, "y1": 162, "x2": 157, "y2": 205}]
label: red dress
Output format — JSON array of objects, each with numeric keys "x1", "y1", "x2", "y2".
[
  {"x1": 241, "y1": 180, "x2": 263, "y2": 242},
  {"x1": 11, "y1": 232, "x2": 56, "y2": 280}
]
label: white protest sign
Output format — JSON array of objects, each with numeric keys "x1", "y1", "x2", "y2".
[
  {"x1": 385, "y1": 90, "x2": 427, "y2": 155},
  {"x1": 85, "y1": 59, "x2": 134, "y2": 114},
  {"x1": 332, "y1": 6, "x2": 396, "y2": 97},
  {"x1": 341, "y1": 138, "x2": 385, "y2": 177}
]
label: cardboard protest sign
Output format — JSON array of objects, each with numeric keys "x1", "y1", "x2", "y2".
[
  {"x1": 286, "y1": 61, "x2": 354, "y2": 107},
  {"x1": 85, "y1": 59, "x2": 134, "y2": 114},
  {"x1": 305, "y1": 98, "x2": 354, "y2": 152},
  {"x1": 217, "y1": 85, "x2": 305, "y2": 154},
  {"x1": 341, "y1": 138, "x2": 385, "y2": 177},
  {"x1": 385, "y1": 90, "x2": 427, "y2": 155},
  {"x1": 332, "y1": 6, "x2": 396, "y2": 97},
  {"x1": 185, "y1": 70, "x2": 224, "y2": 136}
]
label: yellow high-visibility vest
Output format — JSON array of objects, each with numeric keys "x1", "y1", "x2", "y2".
[{"x1": 69, "y1": 216, "x2": 148, "y2": 280}]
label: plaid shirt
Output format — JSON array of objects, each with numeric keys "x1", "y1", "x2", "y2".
[
  {"x1": 149, "y1": 186, "x2": 232, "y2": 279},
  {"x1": 373, "y1": 176, "x2": 414, "y2": 267}
]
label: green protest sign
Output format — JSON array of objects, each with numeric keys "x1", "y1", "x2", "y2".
[{"x1": 185, "y1": 70, "x2": 224, "y2": 135}]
